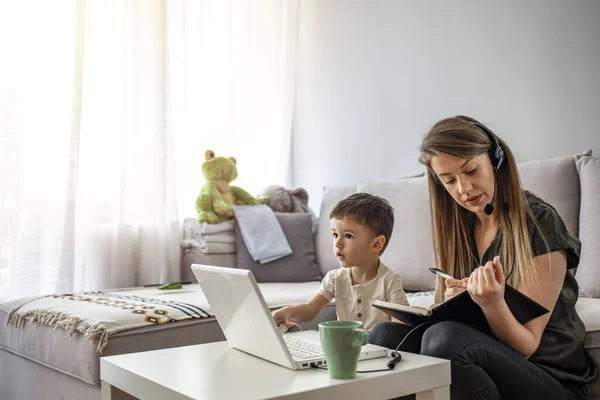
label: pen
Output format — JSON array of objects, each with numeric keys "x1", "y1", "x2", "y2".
[{"x1": 428, "y1": 268, "x2": 454, "y2": 280}]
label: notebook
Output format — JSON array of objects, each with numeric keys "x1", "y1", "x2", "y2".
[
  {"x1": 373, "y1": 284, "x2": 549, "y2": 331},
  {"x1": 191, "y1": 264, "x2": 388, "y2": 370}
]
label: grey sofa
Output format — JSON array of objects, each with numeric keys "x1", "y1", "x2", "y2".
[{"x1": 1, "y1": 151, "x2": 598, "y2": 399}]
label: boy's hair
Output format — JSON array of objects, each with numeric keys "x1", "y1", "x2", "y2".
[{"x1": 329, "y1": 193, "x2": 394, "y2": 254}]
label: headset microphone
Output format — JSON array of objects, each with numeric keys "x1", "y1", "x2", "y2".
[
  {"x1": 484, "y1": 169, "x2": 499, "y2": 216},
  {"x1": 474, "y1": 122, "x2": 505, "y2": 216}
]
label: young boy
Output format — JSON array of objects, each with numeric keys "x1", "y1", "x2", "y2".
[{"x1": 273, "y1": 193, "x2": 408, "y2": 331}]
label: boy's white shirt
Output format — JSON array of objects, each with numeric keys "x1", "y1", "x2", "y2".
[{"x1": 317, "y1": 261, "x2": 408, "y2": 330}]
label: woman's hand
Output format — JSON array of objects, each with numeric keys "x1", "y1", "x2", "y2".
[
  {"x1": 444, "y1": 277, "x2": 469, "y2": 301},
  {"x1": 467, "y1": 255, "x2": 505, "y2": 309}
]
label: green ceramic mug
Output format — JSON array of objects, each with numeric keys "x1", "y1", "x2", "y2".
[{"x1": 318, "y1": 321, "x2": 369, "y2": 379}]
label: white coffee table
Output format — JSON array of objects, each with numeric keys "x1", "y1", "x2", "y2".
[{"x1": 101, "y1": 341, "x2": 450, "y2": 400}]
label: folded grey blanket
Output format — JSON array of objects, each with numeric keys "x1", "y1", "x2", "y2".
[{"x1": 233, "y1": 205, "x2": 292, "y2": 263}]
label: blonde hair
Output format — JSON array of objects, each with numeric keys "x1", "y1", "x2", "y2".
[{"x1": 419, "y1": 116, "x2": 539, "y2": 291}]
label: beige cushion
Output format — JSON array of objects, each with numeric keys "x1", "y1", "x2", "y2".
[
  {"x1": 315, "y1": 185, "x2": 357, "y2": 277},
  {"x1": 576, "y1": 154, "x2": 600, "y2": 298},
  {"x1": 358, "y1": 175, "x2": 436, "y2": 291},
  {"x1": 518, "y1": 152, "x2": 591, "y2": 237}
]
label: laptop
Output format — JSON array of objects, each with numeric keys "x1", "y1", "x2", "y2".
[{"x1": 191, "y1": 264, "x2": 388, "y2": 370}]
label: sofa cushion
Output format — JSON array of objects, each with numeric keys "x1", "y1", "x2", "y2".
[
  {"x1": 518, "y1": 151, "x2": 591, "y2": 237},
  {"x1": 358, "y1": 174, "x2": 436, "y2": 292},
  {"x1": 576, "y1": 154, "x2": 600, "y2": 298},
  {"x1": 315, "y1": 185, "x2": 357, "y2": 277},
  {"x1": 236, "y1": 213, "x2": 321, "y2": 282}
]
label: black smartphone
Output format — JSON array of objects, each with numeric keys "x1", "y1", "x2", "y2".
[{"x1": 428, "y1": 267, "x2": 454, "y2": 280}]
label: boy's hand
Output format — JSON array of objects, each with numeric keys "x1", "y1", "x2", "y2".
[
  {"x1": 272, "y1": 306, "x2": 295, "y2": 328},
  {"x1": 444, "y1": 277, "x2": 469, "y2": 301}
]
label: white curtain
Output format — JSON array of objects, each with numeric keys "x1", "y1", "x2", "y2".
[
  {"x1": 168, "y1": 0, "x2": 299, "y2": 217},
  {"x1": 0, "y1": 0, "x2": 298, "y2": 302}
]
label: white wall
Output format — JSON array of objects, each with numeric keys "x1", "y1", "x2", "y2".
[{"x1": 292, "y1": 0, "x2": 600, "y2": 213}]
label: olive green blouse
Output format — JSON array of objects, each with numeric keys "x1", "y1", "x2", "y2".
[{"x1": 472, "y1": 191, "x2": 597, "y2": 396}]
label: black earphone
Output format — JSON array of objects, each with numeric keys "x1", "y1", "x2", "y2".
[{"x1": 473, "y1": 122, "x2": 506, "y2": 216}]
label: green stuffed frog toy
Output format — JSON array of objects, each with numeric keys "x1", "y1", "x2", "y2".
[{"x1": 195, "y1": 150, "x2": 267, "y2": 224}]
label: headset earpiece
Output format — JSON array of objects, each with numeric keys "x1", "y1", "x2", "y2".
[{"x1": 475, "y1": 122, "x2": 505, "y2": 169}]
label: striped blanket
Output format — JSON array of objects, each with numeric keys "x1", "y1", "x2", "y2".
[{"x1": 6, "y1": 285, "x2": 212, "y2": 353}]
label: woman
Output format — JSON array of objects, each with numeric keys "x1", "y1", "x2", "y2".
[{"x1": 369, "y1": 116, "x2": 596, "y2": 399}]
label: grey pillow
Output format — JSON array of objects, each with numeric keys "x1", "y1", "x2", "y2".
[
  {"x1": 236, "y1": 213, "x2": 322, "y2": 282},
  {"x1": 518, "y1": 152, "x2": 591, "y2": 237}
]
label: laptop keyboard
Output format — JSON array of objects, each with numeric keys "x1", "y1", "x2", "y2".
[{"x1": 283, "y1": 334, "x2": 324, "y2": 360}]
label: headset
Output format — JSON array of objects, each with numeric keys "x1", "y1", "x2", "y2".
[
  {"x1": 474, "y1": 121, "x2": 515, "y2": 280},
  {"x1": 473, "y1": 122, "x2": 506, "y2": 216}
]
